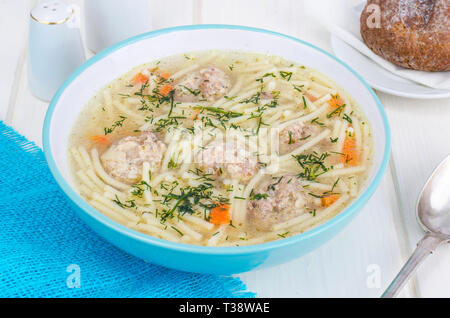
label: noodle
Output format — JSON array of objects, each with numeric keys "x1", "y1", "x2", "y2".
[{"x1": 67, "y1": 50, "x2": 373, "y2": 246}]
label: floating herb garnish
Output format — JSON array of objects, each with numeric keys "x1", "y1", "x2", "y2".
[
  {"x1": 104, "y1": 116, "x2": 127, "y2": 135},
  {"x1": 293, "y1": 151, "x2": 330, "y2": 181},
  {"x1": 279, "y1": 71, "x2": 293, "y2": 81}
]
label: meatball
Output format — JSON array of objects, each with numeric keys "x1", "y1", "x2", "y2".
[
  {"x1": 174, "y1": 66, "x2": 231, "y2": 102},
  {"x1": 247, "y1": 175, "x2": 308, "y2": 230},
  {"x1": 101, "y1": 131, "x2": 166, "y2": 184},
  {"x1": 195, "y1": 139, "x2": 258, "y2": 181},
  {"x1": 279, "y1": 122, "x2": 318, "y2": 155}
]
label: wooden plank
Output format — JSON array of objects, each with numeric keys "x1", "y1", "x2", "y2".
[
  {"x1": 148, "y1": 0, "x2": 195, "y2": 27},
  {"x1": 0, "y1": 0, "x2": 35, "y2": 121},
  {"x1": 7, "y1": 56, "x2": 48, "y2": 147},
  {"x1": 199, "y1": 0, "x2": 330, "y2": 46},
  {"x1": 382, "y1": 92, "x2": 450, "y2": 297}
]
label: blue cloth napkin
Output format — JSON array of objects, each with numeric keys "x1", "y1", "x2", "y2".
[{"x1": 0, "y1": 122, "x2": 254, "y2": 298}]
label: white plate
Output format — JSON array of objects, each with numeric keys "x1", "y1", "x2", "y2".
[{"x1": 331, "y1": 35, "x2": 450, "y2": 100}]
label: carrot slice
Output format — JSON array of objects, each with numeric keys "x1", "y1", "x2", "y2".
[
  {"x1": 191, "y1": 109, "x2": 201, "y2": 120},
  {"x1": 90, "y1": 135, "x2": 111, "y2": 146},
  {"x1": 305, "y1": 92, "x2": 318, "y2": 102},
  {"x1": 159, "y1": 84, "x2": 174, "y2": 97},
  {"x1": 159, "y1": 71, "x2": 171, "y2": 80},
  {"x1": 132, "y1": 72, "x2": 149, "y2": 85},
  {"x1": 321, "y1": 194, "x2": 340, "y2": 207},
  {"x1": 209, "y1": 204, "x2": 231, "y2": 225},
  {"x1": 328, "y1": 94, "x2": 344, "y2": 109},
  {"x1": 340, "y1": 135, "x2": 359, "y2": 166}
]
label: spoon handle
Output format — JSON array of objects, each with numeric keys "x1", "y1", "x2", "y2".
[{"x1": 382, "y1": 232, "x2": 444, "y2": 298}]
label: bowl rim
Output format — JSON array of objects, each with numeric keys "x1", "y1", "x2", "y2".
[{"x1": 43, "y1": 24, "x2": 391, "y2": 256}]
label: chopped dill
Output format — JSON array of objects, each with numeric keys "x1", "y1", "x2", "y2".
[
  {"x1": 327, "y1": 104, "x2": 346, "y2": 118},
  {"x1": 242, "y1": 89, "x2": 263, "y2": 104},
  {"x1": 299, "y1": 134, "x2": 311, "y2": 141},
  {"x1": 168, "y1": 156, "x2": 179, "y2": 169},
  {"x1": 279, "y1": 71, "x2": 293, "y2": 81},
  {"x1": 104, "y1": 116, "x2": 127, "y2": 135},
  {"x1": 182, "y1": 85, "x2": 201, "y2": 96},
  {"x1": 113, "y1": 195, "x2": 136, "y2": 209},
  {"x1": 293, "y1": 151, "x2": 330, "y2": 181},
  {"x1": 267, "y1": 176, "x2": 283, "y2": 191},
  {"x1": 343, "y1": 113, "x2": 353, "y2": 124},
  {"x1": 302, "y1": 96, "x2": 308, "y2": 109},
  {"x1": 171, "y1": 226, "x2": 183, "y2": 236},
  {"x1": 293, "y1": 85, "x2": 304, "y2": 93},
  {"x1": 288, "y1": 131, "x2": 294, "y2": 144},
  {"x1": 311, "y1": 117, "x2": 325, "y2": 126},
  {"x1": 256, "y1": 72, "x2": 276, "y2": 83},
  {"x1": 249, "y1": 193, "x2": 269, "y2": 200},
  {"x1": 331, "y1": 178, "x2": 340, "y2": 192},
  {"x1": 130, "y1": 180, "x2": 152, "y2": 198}
]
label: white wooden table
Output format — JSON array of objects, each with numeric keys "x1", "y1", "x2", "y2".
[{"x1": 2, "y1": 0, "x2": 449, "y2": 298}]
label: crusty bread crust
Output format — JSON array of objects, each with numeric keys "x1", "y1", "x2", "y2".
[{"x1": 360, "y1": 0, "x2": 449, "y2": 71}]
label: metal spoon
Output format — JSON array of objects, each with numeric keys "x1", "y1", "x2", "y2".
[{"x1": 382, "y1": 155, "x2": 450, "y2": 298}]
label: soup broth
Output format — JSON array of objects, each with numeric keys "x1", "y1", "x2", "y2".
[{"x1": 68, "y1": 50, "x2": 373, "y2": 246}]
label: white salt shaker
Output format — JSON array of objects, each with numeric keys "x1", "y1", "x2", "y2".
[
  {"x1": 28, "y1": 0, "x2": 85, "y2": 101},
  {"x1": 84, "y1": 0, "x2": 152, "y2": 53}
]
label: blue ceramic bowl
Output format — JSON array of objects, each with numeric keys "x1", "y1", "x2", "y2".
[{"x1": 43, "y1": 25, "x2": 391, "y2": 274}]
